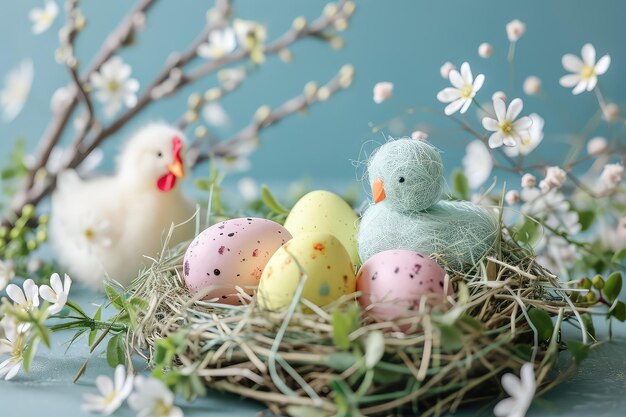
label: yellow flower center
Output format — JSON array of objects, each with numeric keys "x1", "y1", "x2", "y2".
[
  {"x1": 498, "y1": 120, "x2": 513, "y2": 135},
  {"x1": 521, "y1": 136, "x2": 532, "y2": 146},
  {"x1": 580, "y1": 65, "x2": 595, "y2": 80},
  {"x1": 154, "y1": 400, "x2": 172, "y2": 417},
  {"x1": 103, "y1": 391, "x2": 118, "y2": 406},
  {"x1": 460, "y1": 84, "x2": 473, "y2": 99},
  {"x1": 11, "y1": 334, "x2": 26, "y2": 360},
  {"x1": 84, "y1": 228, "x2": 95, "y2": 240},
  {"x1": 107, "y1": 80, "x2": 120, "y2": 93}
]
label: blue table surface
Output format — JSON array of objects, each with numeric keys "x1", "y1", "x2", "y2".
[{"x1": 2, "y1": 285, "x2": 625, "y2": 417}]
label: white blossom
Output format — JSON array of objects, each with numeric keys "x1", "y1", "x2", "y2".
[
  {"x1": 50, "y1": 85, "x2": 73, "y2": 114},
  {"x1": 1, "y1": 59, "x2": 34, "y2": 122},
  {"x1": 39, "y1": 273, "x2": 72, "y2": 315},
  {"x1": 539, "y1": 166, "x2": 567, "y2": 191},
  {"x1": 0, "y1": 320, "x2": 29, "y2": 381},
  {"x1": 504, "y1": 113, "x2": 544, "y2": 157},
  {"x1": 560, "y1": 43, "x2": 610, "y2": 95},
  {"x1": 80, "y1": 215, "x2": 113, "y2": 250},
  {"x1": 437, "y1": 62, "x2": 484, "y2": 115},
  {"x1": 482, "y1": 98, "x2": 532, "y2": 149},
  {"x1": 602, "y1": 102, "x2": 620, "y2": 122},
  {"x1": 463, "y1": 140, "x2": 493, "y2": 189},
  {"x1": 494, "y1": 363, "x2": 536, "y2": 417},
  {"x1": 197, "y1": 27, "x2": 237, "y2": 59},
  {"x1": 478, "y1": 42, "x2": 493, "y2": 58},
  {"x1": 373, "y1": 82, "x2": 393, "y2": 104},
  {"x1": 439, "y1": 61, "x2": 455, "y2": 79},
  {"x1": 82, "y1": 365, "x2": 134, "y2": 415},
  {"x1": 29, "y1": 0, "x2": 59, "y2": 34},
  {"x1": 492, "y1": 91, "x2": 507, "y2": 102},
  {"x1": 521, "y1": 173, "x2": 536, "y2": 189},
  {"x1": 411, "y1": 130, "x2": 428, "y2": 141},
  {"x1": 202, "y1": 102, "x2": 230, "y2": 127},
  {"x1": 505, "y1": 190, "x2": 521, "y2": 205},
  {"x1": 0, "y1": 260, "x2": 15, "y2": 291},
  {"x1": 90, "y1": 57, "x2": 140, "y2": 118},
  {"x1": 600, "y1": 164, "x2": 624, "y2": 188},
  {"x1": 5, "y1": 279, "x2": 40, "y2": 311},
  {"x1": 523, "y1": 76, "x2": 541, "y2": 95},
  {"x1": 237, "y1": 177, "x2": 259, "y2": 202},
  {"x1": 586, "y1": 137, "x2": 608, "y2": 156},
  {"x1": 128, "y1": 376, "x2": 183, "y2": 417},
  {"x1": 506, "y1": 19, "x2": 526, "y2": 42}
]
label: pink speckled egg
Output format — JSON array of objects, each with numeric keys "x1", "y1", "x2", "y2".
[
  {"x1": 356, "y1": 249, "x2": 453, "y2": 321},
  {"x1": 183, "y1": 217, "x2": 292, "y2": 304}
]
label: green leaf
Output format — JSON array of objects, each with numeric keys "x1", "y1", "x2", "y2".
[
  {"x1": 577, "y1": 210, "x2": 596, "y2": 232},
  {"x1": 89, "y1": 305, "x2": 103, "y2": 346},
  {"x1": 513, "y1": 344, "x2": 533, "y2": 361},
  {"x1": 581, "y1": 313, "x2": 596, "y2": 339},
  {"x1": 104, "y1": 283, "x2": 124, "y2": 310},
  {"x1": 513, "y1": 218, "x2": 540, "y2": 245},
  {"x1": 364, "y1": 331, "x2": 385, "y2": 369},
  {"x1": 566, "y1": 340, "x2": 590, "y2": 364},
  {"x1": 458, "y1": 314, "x2": 483, "y2": 331},
  {"x1": 327, "y1": 352, "x2": 357, "y2": 371},
  {"x1": 331, "y1": 310, "x2": 352, "y2": 350},
  {"x1": 610, "y1": 301, "x2": 626, "y2": 322},
  {"x1": 260, "y1": 185, "x2": 289, "y2": 215},
  {"x1": 602, "y1": 272, "x2": 622, "y2": 303},
  {"x1": 437, "y1": 324, "x2": 463, "y2": 351},
  {"x1": 451, "y1": 168, "x2": 470, "y2": 200},
  {"x1": 612, "y1": 248, "x2": 626, "y2": 264},
  {"x1": 23, "y1": 336, "x2": 40, "y2": 372},
  {"x1": 106, "y1": 333, "x2": 125, "y2": 368},
  {"x1": 528, "y1": 308, "x2": 554, "y2": 342}
]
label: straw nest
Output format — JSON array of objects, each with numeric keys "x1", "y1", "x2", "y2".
[{"x1": 125, "y1": 227, "x2": 590, "y2": 417}]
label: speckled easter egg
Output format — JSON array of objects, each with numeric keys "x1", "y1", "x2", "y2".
[
  {"x1": 183, "y1": 218, "x2": 291, "y2": 304},
  {"x1": 257, "y1": 232, "x2": 356, "y2": 311},
  {"x1": 284, "y1": 190, "x2": 360, "y2": 267},
  {"x1": 356, "y1": 250, "x2": 453, "y2": 321}
]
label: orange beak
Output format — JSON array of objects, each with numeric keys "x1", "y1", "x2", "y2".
[
  {"x1": 372, "y1": 178, "x2": 386, "y2": 203},
  {"x1": 167, "y1": 160, "x2": 185, "y2": 178}
]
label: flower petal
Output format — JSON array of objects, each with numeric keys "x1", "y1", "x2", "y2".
[
  {"x1": 444, "y1": 98, "x2": 464, "y2": 115},
  {"x1": 6, "y1": 284, "x2": 26, "y2": 305},
  {"x1": 460, "y1": 62, "x2": 473, "y2": 84},
  {"x1": 448, "y1": 70, "x2": 465, "y2": 89},
  {"x1": 96, "y1": 375, "x2": 114, "y2": 395},
  {"x1": 488, "y1": 132, "x2": 503, "y2": 148},
  {"x1": 562, "y1": 54, "x2": 582, "y2": 72},
  {"x1": 482, "y1": 117, "x2": 498, "y2": 131},
  {"x1": 506, "y1": 98, "x2": 523, "y2": 121},
  {"x1": 50, "y1": 273, "x2": 63, "y2": 293},
  {"x1": 501, "y1": 373, "x2": 523, "y2": 397},
  {"x1": 586, "y1": 76, "x2": 597, "y2": 91},
  {"x1": 514, "y1": 116, "x2": 533, "y2": 130},
  {"x1": 473, "y1": 73, "x2": 485, "y2": 92},
  {"x1": 494, "y1": 397, "x2": 518, "y2": 417},
  {"x1": 39, "y1": 285, "x2": 56, "y2": 303},
  {"x1": 436, "y1": 87, "x2": 460, "y2": 103},
  {"x1": 520, "y1": 363, "x2": 536, "y2": 394},
  {"x1": 572, "y1": 80, "x2": 587, "y2": 95},
  {"x1": 559, "y1": 74, "x2": 580, "y2": 88},
  {"x1": 595, "y1": 54, "x2": 611, "y2": 75},
  {"x1": 23, "y1": 279, "x2": 39, "y2": 307},
  {"x1": 581, "y1": 43, "x2": 596, "y2": 66},
  {"x1": 493, "y1": 98, "x2": 506, "y2": 122},
  {"x1": 459, "y1": 98, "x2": 472, "y2": 114}
]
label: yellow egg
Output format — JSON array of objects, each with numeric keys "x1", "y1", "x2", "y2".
[
  {"x1": 284, "y1": 190, "x2": 360, "y2": 267},
  {"x1": 257, "y1": 232, "x2": 356, "y2": 311}
]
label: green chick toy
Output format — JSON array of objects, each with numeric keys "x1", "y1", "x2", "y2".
[{"x1": 357, "y1": 137, "x2": 498, "y2": 269}]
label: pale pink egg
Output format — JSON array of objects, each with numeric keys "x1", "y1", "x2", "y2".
[
  {"x1": 356, "y1": 249, "x2": 453, "y2": 321},
  {"x1": 183, "y1": 217, "x2": 291, "y2": 304}
]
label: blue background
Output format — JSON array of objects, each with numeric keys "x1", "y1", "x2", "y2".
[{"x1": 1, "y1": 0, "x2": 625, "y2": 189}]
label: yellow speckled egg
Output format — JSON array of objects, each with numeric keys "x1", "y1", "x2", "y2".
[
  {"x1": 257, "y1": 232, "x2": 356, "y2": 311},
  {"x1": 284, "y1": 190, "x2": 359, "y2": 267}
]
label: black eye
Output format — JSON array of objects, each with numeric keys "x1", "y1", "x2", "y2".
[
  {"x1": 157, "y1": 151, "x2": 163, "y2": 158},
  {"x1": 399, "y1": 177, "x2": 405, "y2": 183}
]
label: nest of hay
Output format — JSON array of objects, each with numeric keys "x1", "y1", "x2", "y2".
[{"x1": 126, "y1": 229, "x2": 589, "y2": 417}]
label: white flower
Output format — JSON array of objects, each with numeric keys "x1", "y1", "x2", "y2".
[
  {"x1": 50, "y1": 85, "x2": 72, "y2": 114},
  {"x1": 463, "y1": 140, "x2": 493, "y2": 189},
  {"x1": 539, "y1": 166, "x2": 567, "y2": 191},
  {"x1": 5, "y1": 279, "x2": 40, "y2": 311},
  {"x1": 217, "y1": 67, "x2": 246, "y2": 89},
  {"x1": 0, "y1": 260, "x2": 15, "y2": 291},
  {"x1": 559, "y1": 43, "x2": 610, "y2": 95},
  {"x1": 128, "y1": 376, "x2": 183, "y2": 417},
  {"x1": 439, "y1": 62, "x2": 455, "y2": 79},
  {"x1": 411, "y1": 130, "x2": 428, "y2": 141},
  {"x1": 214, "y1": 139, "x2": 257, "y2": 174},
  {"x1": 437, "y1": 62, "x2": 485, "y2": 115},
  {"x1": 523, "y1": 76, "x2": 541, "y2": 96},
  {"x1": 82, "y1": 365, "x2": 134, "y2": 415},
  {"x1": 505, "y1": 190, "x2": 521, "y2": 205},
  {"x1": 494, "y1": 363, "x2": 535, "y2": 417},
  {"x1": 503, "y1": 113, "x2": 544, "y2": 157},
  {"x1": 81, "y1": 215, "x2": 113, "y2": 249},
  {"x1": 233, "y1": 19, "x2": 266, "y2": 62},
  {"x1": 482, "y1": 98, "x2": 532, "y2": 149},
  {"x1": 90, "y1": 57, "x2": 140, "y2": 118},
  {"x1": 0, "y1": 321, "x2": 28, "y2": 381},
  {"x1": 506, "y1": 19, "x2": 526, "y2": 42},
  {"x1": 521, "y1": 173, "x2": 536, "y2": 189},
  {"x1": 600, "y1": 164, "x2": 624, "y2": 188},
  {"x1": 373, "y1": 82, "x2": 393, "y2": 104},
  {"x1": 39, "y1": 273, "x2": 72, "y2": 315},
  {"x1": 478, "y1": 42, "x2": 493, "y2": 58},
  {"x1": 197, "y1": 27, "x2": 237, "y2": 59},
  {"x1": 492, "y1": 91, "x2": 507, "y2": 102},
  {"x1": 602, "y1": 102, "x2": 620, "y2": 122},
  {"x1": 521, "y1": 188, "x2": 569, "y2": 218},
  {"x1": 587, "y1": 137, "x2": 608, "y2": 156},
  {"x1": 237, "y1": 177, "x2": 259, "y2": 202},
  {"x1": 202, "y1": 102, "x2": 230, "y2": 127},
  {"x1": 45, "y1": 146, "x2": 104, "y2": 175},
  {"x1": 29, "y1": 0, "x2": 59, "y2": 34},
  {"x1": 1, "y1": 59, "x2": 34, "y2": 122}
]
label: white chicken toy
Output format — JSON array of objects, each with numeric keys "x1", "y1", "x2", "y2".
[{"x1": 50, "y1": 123, "x2": 196, "y2": 289}]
